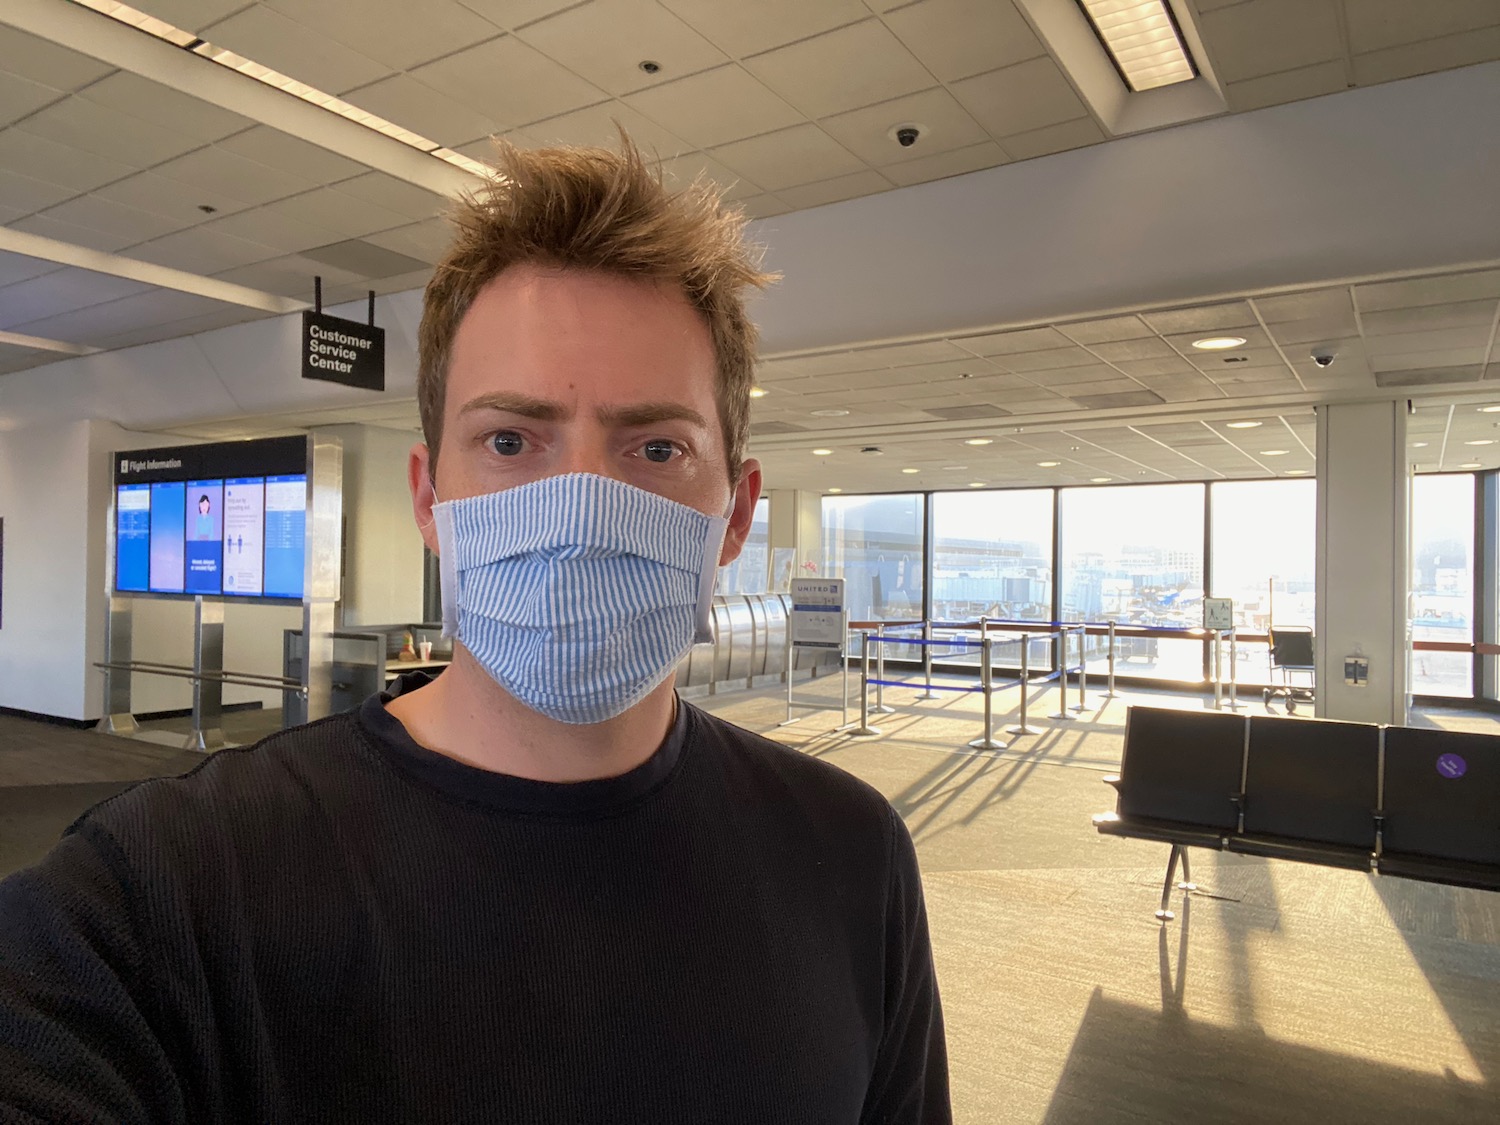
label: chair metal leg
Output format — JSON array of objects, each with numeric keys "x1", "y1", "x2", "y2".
[
  {"x1": 1156, "y1": 844, "x2": 1186, "y2": 921},
  {"x1": 1176, "y1": 847, "x2": 1196, "y2": 893}
]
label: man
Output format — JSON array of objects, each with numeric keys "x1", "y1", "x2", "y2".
[{"x1": 0, "y1": 140, "x2": 949, "y2": 1123}]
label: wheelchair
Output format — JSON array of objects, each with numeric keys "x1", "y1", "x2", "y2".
[{"x1": 1263, "y1": 625, "x2": 1315, "y2": 714}]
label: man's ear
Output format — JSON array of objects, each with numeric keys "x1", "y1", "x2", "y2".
[
  {"x1": 718, "y1": 459, "x2": 763, "y2": 566},
  {"x1": 410, "y1": 442, "x2": 440, "y2": 554}
]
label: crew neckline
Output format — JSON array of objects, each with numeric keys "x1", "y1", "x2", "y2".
[{"x1": 357, "y1": 673, "x2": 691, "y2": 818}]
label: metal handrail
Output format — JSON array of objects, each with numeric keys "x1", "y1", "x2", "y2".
[{"x1": 94, "y1": 660, "x2": 306, "y2": 695}]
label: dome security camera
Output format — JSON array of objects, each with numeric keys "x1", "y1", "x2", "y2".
[
  {"x1": 891, "y1": 124, "x2": 922, "y2": 148},
  {"x1": 1311, "y1": 351, "x2": 1336, "y2": 368}
]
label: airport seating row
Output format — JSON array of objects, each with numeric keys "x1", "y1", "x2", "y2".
[{"x1": 1093, "y1": 706, "x2": 1500, "y2": 919}]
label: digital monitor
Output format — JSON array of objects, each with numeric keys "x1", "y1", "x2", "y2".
[{"x1": 113, "y1": 436, "x2": 309, "y2": 602}]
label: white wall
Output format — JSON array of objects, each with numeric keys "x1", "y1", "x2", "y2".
[{"x1": 316, "y1": 423, "x2": 426, "y2": 627}]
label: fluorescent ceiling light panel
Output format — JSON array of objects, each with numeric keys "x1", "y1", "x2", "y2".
[
  {"x1": 69, "y1": 0, "x2": 491, "y2": 178},
  {"x1": 1078, "y1": 0, "x2": 1196, "y2": 92}
]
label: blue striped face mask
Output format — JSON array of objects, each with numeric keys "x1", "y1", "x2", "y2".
[{"x1": 432, "y1": 472, "x2": 729, "y2": 725}]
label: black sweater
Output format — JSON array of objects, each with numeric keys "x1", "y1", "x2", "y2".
[{"x1": 0, "y1": 683, "x2": 949, "y2": 1123}]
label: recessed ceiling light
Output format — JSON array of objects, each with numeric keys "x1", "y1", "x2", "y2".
[
  {"x1": 901, "y1": 467, "x2": 920, "y2": 474},
  {"x1": 963, "y1": 437, "x2": 994, "y2": 446},
  {"x1": 1091, "y1": 477, "x2": 1112, "y2": 483},
  {"x1": 968, "y1": 482, "x2": 986, "y2": 488},
  {"x1": 812, "y1": 448, "x2": 833, "y2": 456},
  {"x1": 1192, "y1": 336, "x2": 1247, "y2": 350},
  {"x1": 810, "y1": 408, "x2": 849, "y2": 417},
  {"x1": 748, "y1": 386, "x2": 767, "y2": 398},
  {"x1": 1285, "y1": 469, "x2": 1310, "y2": 476},
  {"x1": 827, "y1": 487, "x2": 842, "y2": 493},
  {"x1": 1225, "y1": 421, "x2": 1262, "y2": 429},
  {"x1": 1480, "y1": 406, "x2": 1500, "y2": 413},
  {"x1": 1461, "y1": 462, "x2": 1483, "y2": 469},
  {"x1": 1412, "y1": 441, "x2": 1429, "y2": 448},
  {"x1": 1078, "y1": 0, "x2": 1197, "y2": 92},
  {"x1": 1260, "y1": 449, "x2": 1289, "y2": 456},
  {"x1": 1037, "y1": 460, "x2": 1061, "y2": 467},
  {"x1": 1465, "y1": 439, "x2": 1495, "y2": 446}
]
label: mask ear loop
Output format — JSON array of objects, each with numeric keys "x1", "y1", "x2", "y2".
[{"x1": 418, "y1": 476, "x2": 462, "y2": 640}]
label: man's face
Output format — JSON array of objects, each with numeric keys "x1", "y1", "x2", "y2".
[{"x1": 411, "y1": 263, "x2": 760, "y2": 564}]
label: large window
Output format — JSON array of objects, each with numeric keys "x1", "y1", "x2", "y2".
[
  {"x1": 1210, "y1": 480, "x2": 1316, "y2": 686},
  {"x1": 1411, "y1": 473, "x2": 1474, "y2": 697},
  {"x1": 717, "y1": 496, "x2": 770, "y2": 595},
  {"x1": 1060, "y1": 483, "x2": 1206, "y2": 682},
  {"x1": 822, "y1": 494, "x2": 925, "y2": 621}
]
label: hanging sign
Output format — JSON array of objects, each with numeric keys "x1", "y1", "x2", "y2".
[{"x1": 301, "y1": 310, "x2": 385, "y2": 391}]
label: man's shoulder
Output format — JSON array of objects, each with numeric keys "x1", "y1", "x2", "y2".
[{"x1": 684, "y1": 703, "x2": 897, "y2": 840}]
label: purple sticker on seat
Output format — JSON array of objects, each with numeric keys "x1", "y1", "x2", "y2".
[{"x1": 1436, "y1": 753, "x2": 1467, "y2": 779}]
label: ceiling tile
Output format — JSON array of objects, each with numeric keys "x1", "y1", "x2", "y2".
[
  {"x1": 1362, "y1": 300, "x2": 1498, "y2": 335},
  {"x1": 1141, "y1": 301, "x2": 1257, "y2": 334},
  {"x1": 738, "y1": 194, "x2": 792, "y2": 219},
  {"x1": 452, "y1": 0, "x2": 586, "y2": 29},
  {"x1": 819, "y1": 87, "x2": 988, "y2": 167},
  {"x1": 0, "y1": 128, "x2": 135, "y2": 193},
  {"x1": 883, "y1": 0, "x2": 1045, "y2": 83},
  {"x1": 15, "y1": 97, "x2": 203, "y2": 168},
  {"x1": 364, "y1": 218, "x2": 456, "y2": 264},
  {"x1": 130, "y1": 0, "x2": 248, "y2": 31},
  {"x1": 6, "y1": 213, "x2": 136, "y2": 254},
  {"x1": 519, "y1": 0, "x2": 728, "y2": 96},
  {"x1": 0, "y1": 168, "x2": 77, "y2": 217},
  {"x1": 9, "y1": 289, "x2": 234, "y2": 347},
  {"x1": 624, "y1": 65, "x2": 804, "y2": 149},
  {"x1": 76, "y1": 72, "x2": 253, "y2": 142},
  {"x1": 0, "y1": 268, "x2": 152, "y2": 331},
  {"x1": 950, "y1": 57, "x2": 1090, "y2": 139},
  {"x1": 1356, "y1": 270, "x2": 1500, "y2": 311},
  {"x1": 1253, "y1": 287, "x2": 1352, "y2": 323},
  {"x1": 260, "y1": 0, "x2": 505, "y2": 70},
  {"x1": 215, "y1": 254, "x2": 362, "y2": 298},
  {"x1": 521, "y1": 101, "x2": 691, "y2": 160},
  {"x1": 1058, "y1": 316, "x2": 1153, "y2": 345},
  {"x1": 125, "y1": 226, "x2": 283, "y2": 275},
  {"x1": 215, "y1": 126, "x2": 371, "y2": 185},
  {"x1": 959, "y1": 326, "x2": 1075, "y2": 355},
  {"x1": 999, "y1": 347, "x2": 1100, "y2": 373},
  {"x1": 1086, "y1": 338, "x2": 1176, "y2": 363},
  {"x1": 152, "y1": 146, "x2": 323, "y2": 207},
  {"x1": 271, "y1": 187, "x2": 412, "y2": 240},
  {"x1": 882, "y1": 141, "x2": 1009, "y2": 187},
  {"x1": 201, "y1": 4, "x2": 392, "y2": 95},
  {"x1": 205, "y1": 204, "x2": 343, "y2": 254},
  {"x1": 0, "y1": 72, "x2": 65, "y2": 129},
  {"x1": 91, "y1": 169, "x2": 251, "y2": 223},
  {"x1": 655, "y1": 152, "x2": 764, "y2": 200},
  {"x1": 410, "y1": 35, "x2": 607, "y2": 133},
  {"x1": 0, "y1": 252, "x2": 62, "y2": 288},
  {"x1": 657, "y1": 0, "x2": 870, "y2": 57},
  {"x1": 1351, "y1": 26, "x2": 1500, "y2": 85},
  {"x1": 330, "y1": 172, "x2": 448, "y2": 222},
  {"x1": 346, "y1": 73, "x2": 504, "y2": 148},
  {"x1": 1344, "y1": 0, "x2": 1500, "y2": 55},
  {"x1": 1199, "y1": 0, "x2": 1344, "y2": 84},
  {"x1": 745, "y1": 20, "x2": 933, "y2": 119},
  {"x1": 709, "y1": 124, "x2": 864, "y2": 192},
  {"x1": 1225, "y1": 60, "x2": 1347, "y2": 113},
  {"x1": 999, "y1": 116, "x2": 1104, "y2": 161},
  {"x1": 34, "y1": 195, "x2": 191, "y2": 245},
  {"x1": 0, "y1": 25, "x2": 114, "y2": 91}
]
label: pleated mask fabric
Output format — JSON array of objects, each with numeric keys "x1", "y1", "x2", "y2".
[{"x1": 433, "y1": 473, "x2": 728, "y2": 725}]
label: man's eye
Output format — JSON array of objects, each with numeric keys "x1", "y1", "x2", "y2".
[
  {"x1": 488, "y1": 431, "x2": 525, "y2": 457},
  {"x1": 642, "y1": 440, "x2": 678, "y2": 464}
]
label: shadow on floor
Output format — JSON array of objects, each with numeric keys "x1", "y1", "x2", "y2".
[
  {"x1": 0, "y1": 781, "x2": 147, "y2": 876},
  {"x1": 1041, "y1": 985, "x2": 1496, "y2": 1124}
]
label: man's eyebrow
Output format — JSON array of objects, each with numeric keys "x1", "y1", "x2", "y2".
[
  {"x1": 597, "y1": 402, "x2": 711, "y2": 429},
  {"x1": 457, "y1": 392, "x2": 570, "y2": 421}
]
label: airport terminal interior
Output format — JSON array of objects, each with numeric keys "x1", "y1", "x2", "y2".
[{"x1": 2, "y1": 1, "x2": 1500, "y2": 1121}]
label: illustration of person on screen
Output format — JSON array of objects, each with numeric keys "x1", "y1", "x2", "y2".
[{"x1": 193, "y1": 495, "x2": 213, "y2": 540}]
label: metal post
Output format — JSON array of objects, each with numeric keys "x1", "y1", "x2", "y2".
[
  {"x1": 1070, "y1": 624, "x2": 1088, "y2": 713},
  {"x1": 1007, "y1": 633, "x2": 1038, "y2": 736},
  {"x1": 916, "y1": 619, "x2": 939, "y2": 700},
  {"x1": 96, "y1": 596, "x2": 139, "y2": 736},
  {"x1": 841, "y1": 629, "x2": 850, "y2": 727},
  {"x1": 873, "y1": 629, "x2": 893, "y2": 713},
  {"x1": 1227, "y1": 628, "x2": 1241, "y2": 710},
  {"x1": 851, "y1": 630, "x2": 880, "y2": 737},
  {"x1": 1212, "y1": 629, "x2": 1224, "y2": 710},
  {"x1": 784, "y1": 627, "x2": 795, "y2": 723},
  {"x1": 1107, "y1": 621, "x2": 1117, "y2": 698},
  {"x1": 1052, "y1": 629, "x2": 1076, "y2": 720},
  {"x1": 968, "y1": 636, "x2": 1006, "y2": 750},
  {"x1": 185, "y1": 596, "x2": 226, "y2": 752}
]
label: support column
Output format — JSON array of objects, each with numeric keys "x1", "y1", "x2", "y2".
[
  {"x1": 768, "y1": 488, "x2": 823, "y2": 582},
  {"x1": 1315, "y1": 401, "x2": 1409, "y2": 725}
]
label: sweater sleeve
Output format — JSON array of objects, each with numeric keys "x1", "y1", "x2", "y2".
[
  {"x1": 0, "y1": 821, "x2": 187, "y2": 1125},
  {"x1": 860, "y1": 808, "x2": 952, "y2": 1125}
]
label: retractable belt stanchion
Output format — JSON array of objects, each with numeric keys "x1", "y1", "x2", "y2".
[
  {"x1": 873, "y1": 628, "x2": 893, "y2": 714},
  {"x1": 1051, "y1": 628, "x2": 1076, "y2": 720},
  {"x1": 1228, "y1": 628, "x2": 1240, "y2": 709},
  {"x1": 1213, "y1": 629, "x2": 1224, "y2": 710},
  {"x1": 1070, "y1": 624, "x2": 1089, "y2": 713},
  {"x1": 850, "y1": 630, "x2": 881, "y2": 738},
  {"x1": 967, "y1": 635, "x2": 1006, "y2": 751},
  {"x1": 915, "y1": 619, "x2": 939, "y2": 700},
  {"x1": 1006, "y1": 632, "x2": 1040, "y2": 737},
  {"x1": 1106, "y1": 621, "x2": 1117, "y2": 698}
]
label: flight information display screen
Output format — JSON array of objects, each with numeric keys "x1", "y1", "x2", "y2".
[{"x1": 114, "y1": 437, "x2": 308, "y2": 601}]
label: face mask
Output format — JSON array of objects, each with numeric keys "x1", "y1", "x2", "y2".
[{"x1": 432, "y1": 472, "x2": 729, "y2": 725}]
